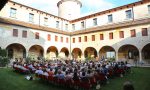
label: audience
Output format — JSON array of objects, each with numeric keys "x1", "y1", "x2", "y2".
[{"x1": 13, "y1": 58, "x2": 132, "y2": 89}]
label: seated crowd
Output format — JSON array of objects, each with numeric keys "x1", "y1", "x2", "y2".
[{"x1": 13, "y1": 59, "x2": 131, "y2": 90}]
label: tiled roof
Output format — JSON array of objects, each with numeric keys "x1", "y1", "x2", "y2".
[
  {"x1": 0, "y1": 17, "x2": 150, "y2": 36},
  {"x1": 0, "y1": 17, "x2": 70, "y2": 35}
]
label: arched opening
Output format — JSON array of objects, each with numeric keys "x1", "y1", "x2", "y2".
[
  {"x1": 72, "y1": 48, "x2": 82, "y2": 60},
  {"x1": 59, "y1": 47, "x2": 69, "y2": 58},
  {"x1": 84, "y1": 47, "x2": 97, "y2": 60},
  {"x1": 142, "y1": 43, "x2": 150, "y2": 64},
  {"x1": 6, "y1": 43, "x2": 26, "y2": 59},
  {"x1": 118, "y1": 44, "x2": 139, "y2": 63},
  {"x1": 29, "y1": 45, "x2": 44, "y2": 60},
  {"x1": 46, "y1": 46, "x2": 58, "y2": 60},
  {"x1": 99, "y1": 46, "x2": 115, "y2": 61}
]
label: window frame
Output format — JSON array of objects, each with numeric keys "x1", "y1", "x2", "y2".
[
  {"x1": 84, "y1": 36, "x2": 87, "y2": 42},
  {"x1": 142, "y1": 28, "x2": 148, "y2": 36},
  {"x1": 35, "y1": 32, "x2": 39, "y2": 39},
  {"x1": 61, "y1": 36, "x2": 63, "y2": 42},
  {"x1": 22, "y1": 30, "x2": 27, "y2": 38},
  {"x1": 119, "y1": 31, "x2": 124, "y2": 38},
  {"x1": 92, "y1": 35, "x2": 95, "y2": 41},
  {"x1": 55, "y1": 35, "x2": 58, "y2": 42},
  {"x1": 125, "y1": 10, "x2": 132, "y2": 19},
  {"x1": 66, "y1": 37, "x2": 69, "y2": 43},
  {"x1": 73, "y1": 38, "x2": 75, "y2": 43},
  {"x1": 29, "y1": 13, "x2": 34, "y2": 22},
  {"x1": 81, "y1": 21, "x2": 85, "y2": 29},
  {"x1": 13, "y1": 29, "x2": 18, "y2": 37},
  {"x1": 44, "y1": 17, "x2": 48, "y2": 26},
  {"x1": 78, "y1": 37, "x2": 81, "y2": 42},
  {"x1": 131, "y1": 29, "x2": 136, "y2": 37},
  {"x1": 108, "y1": 14, "x2": 113, "y2": 23},
  {"x1": 72, "y1": 24, "x2": 75, "y2": 30},
  {"x1": 109, "y1": 32, "x2": 113, "y2": 39},
  {"x1": 47, "y1": 34, "x2": 51, "y2": 41},
  {"x1": 65, "y1": 24, "x2": 68, "y2": 31},
  {"x1": 93, "y1": 18, "x2": 97, "y2": 26},
  {"x1": 100, "y1": 34, "x2": 104, "y2": 40},
  {"x1": 10, "y1": 8, "x2": 17, "y2": 18},
  {"x1": 56, "y1": 21, "x2": 59, "y2": 28}
]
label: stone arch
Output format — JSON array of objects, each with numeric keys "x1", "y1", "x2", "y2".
[
  {"x1": 84, "y1": 47, "x2": 97, "y2": 60},
  {"x1": 142, "y1": 43, "x2": 150, "y2": 64},
  {"x1": 72, "y1": 48, "x2": 82, "y2": 60},
  {"x1": 118, "y1": 44, "x2": 139, "y2": 63},
  {"x1": 29, "y1": 45, "x2": 44, "y2": 60},
  {"x1": 6, "y1": 43, "x2": 26, "y2": 59},
  {"x1": 59, "y1": 47, "x2": 69, "y2": 58},
  {"x1": 46, "y1": 46, "x2": 58, "y2": 60},
  {"x1": 99, "y1": 46, "x2": 115, "y2": 60}
]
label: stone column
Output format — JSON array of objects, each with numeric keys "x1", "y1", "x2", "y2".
[
  {"x1": 26, "y1": 48, "x2": 29, "y2": 58},
  {"x1": 97, "y1": 51, "x2": 100, "y2": 61},
  {"x1": 116, "y1": 51, "x2": 119, "y2": 61},
  {"x1": 139, "y1": 49, "x2": 142, "y2": 63},
  {"x1": 43, "y1": 50, "x2": 47, "y2": 59},
  {"x1": 26, "y1": 51, "x2": 29, "y2": 58}
]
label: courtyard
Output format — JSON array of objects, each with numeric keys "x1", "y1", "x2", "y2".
[{"x1": 0, "y1": 67, "x2": 149, "y2": 90}]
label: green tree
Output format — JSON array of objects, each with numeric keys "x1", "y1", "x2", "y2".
[{"x1": 0, "y1": 47, "x2": 9, "y2": 67}]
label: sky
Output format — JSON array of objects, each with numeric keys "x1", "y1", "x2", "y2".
[{"x1": 12, "y1": 0, "x2": 139, "y2": 16}]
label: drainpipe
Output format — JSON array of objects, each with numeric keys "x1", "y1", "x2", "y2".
[
  {"x1": 132, "y1": 6, "x2": 135, "y2": 21},
  {"x1": 39, "y1": 12, "x2": 41, "y2": 26},
  {"x1": 61, "y1": 19, "x2": 63, "y2": 31}
]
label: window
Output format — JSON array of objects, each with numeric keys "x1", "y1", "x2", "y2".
[
  {"x1": 13, "y1": 29, "x2": 18, "y2": 37},
  {"x1": 61, "y1": 37, "x2": 63, "y2": 42},
  {"x1": 126, "y1": 10, "x2": 132, "y2": 19},
  {"x1": 47, "y1": 34, "x2": 51, "y2": 41},
  {"x1": 109, "y1": 32, "x2": 113, "y2": 39},
  {"x1": 108, "y1": 14, "x2": 113, "y2": 23},
  {"x1": 22, "y1": 31, "x2": 27, "y2": 38},
  {"x1": 100, "y1": 34, "x2": 104, "y2": 40},
  {"x1": 55, "y1": 35, "x2": 58, "y2": 42},
  {"x1": 10, "y1": 8, "x2": 16, "y2": 18},
  {"x1": 65, "y1": 24, "x2": 68, "y2": 31},
  {"x1": 44, "y1": 17, "x2": 48, "y2": 26},
  {"x1": 148, "y1": 5, "x2": 150, "y2": 14},
  {"x1": 78, "y1": 37, "x2": 81, "y2": 42},
  {"x1": 93, "y1": 18, "x2": 97, "y2": 26},
  {"x1": 81, "y1": 21, "x2": 85, "y2": 29},
  {"x1": 56, "y1": 21, "x2": 59, "y2": 28},
  {"x1": 119, "y1": 31, "x2": 124, "y2": 38},
  {"x1": 66, "y1": 37, "x2": 68, "y2": 43},
  {"x1": 35, "y1": 32, "x2": 39, "y2": 39},
  {"x1": 29, "y1": 13, "x2": 34, "y2": 22},
  {"x1": 84, "y1": 36, "x2": 87, "y2": 42},
  {"x1": 142, "y1": 28, "x2": 148, "y2": 36},
  {"x1": 92, "y1": 35, "x2": 95, "y2": 41},
  {"x1": 131, "y1": 29, "x2": 136, "y2": 37},
  {"x1": 72, "y1": 24, "x2": 75, "y2": 30},
  {"x1": 73, "y1": 38, "x2": 75, "y2": 43}
]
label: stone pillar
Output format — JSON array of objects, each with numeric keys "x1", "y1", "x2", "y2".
[
  {"x1": 116, "y1": 51, "x2": 119, "y2": 61},
  {"x1": 43, "y1": 49, "x2": 47, "y2": 59},
  {"x1": 69, "y1": 54, "x2": 72, "y2": 60},
  {"x1": 26, "y1": 48, "x2": 29, "y2": 58},
  {"x1": 26, "y1": 51, "x2": 29, "y2": 58},
  {"x1": 139, "y1": 49, "x2": 142, "y2": 63},
  {"x1": 97, "y1": 51, "x2": 100, "y2": 61}
]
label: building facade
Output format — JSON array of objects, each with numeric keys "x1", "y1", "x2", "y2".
[{"x1": 0, "y1": 0, "x2": 150, "y2": 64}]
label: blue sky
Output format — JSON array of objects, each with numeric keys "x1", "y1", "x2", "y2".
[{"x1": 12, "y1": 0, "x2": 139, "y2": 16}]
